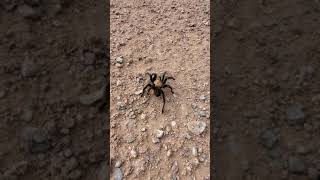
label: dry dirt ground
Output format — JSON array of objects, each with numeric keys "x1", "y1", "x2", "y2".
[{"x1": 110, "y1": 0, "x2": 210, "y2": 179}]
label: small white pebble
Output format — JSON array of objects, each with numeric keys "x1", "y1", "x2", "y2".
[
  {"x1": 192, "y1": 147, "x2": 198, "y2": 156},
  {"x1": 130, "y1": 150, "x2": 137, "y2": 158},
  {"x1": 116, "y1": 80, "x2": 122, "y2": 86},
  {"x1": 152, "y1": 137, "x2": 160, "y2": 144},
  {"x1": 140, "y1": 113, "x2": 146, "y2": 120},
  {"x1": 115, "y1": 160, "x2": 122, "y2": 168},
  {"x1": 135, "y1": 90, "x2": 143, "y2": 95},
  {"x1": 155, "y1": 129, "x2": 164, "y2": 138}
]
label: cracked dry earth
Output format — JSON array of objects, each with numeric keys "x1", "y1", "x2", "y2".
[{"x1": 110, "y1": 0, "x2": 210, "y2": 179}]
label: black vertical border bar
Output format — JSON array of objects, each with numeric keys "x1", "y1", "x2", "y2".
[
  {"x1": 210, "y1": 0, "x2": 216, "y2": 179},
  {"x1": 106, "y1": 0, "x2": 111, "y2": 178}
]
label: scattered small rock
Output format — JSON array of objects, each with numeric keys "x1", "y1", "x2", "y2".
[
  {"x1": 287, "y1": 104, "x2": 305, "y2": 125},
  {"x1": 152, "y1": 137, "x2": 160, "y2": 144},
  {"x1": 135, "y1": 90, "x2": 143, "y2": 95},
  {"x1": 114, "y1": 168, "x2": 123, "y2": 180},
  {"x1": 165, "y1": 125, "x2": 171, "y2": 133},
  {"x1": 182, "y1": 132, "x2": 192, "y2": 140},
  {"x1": 140, "y1": 113, "x2": 146, "y2": 120},
  {"x1": 192, "y1": 147, "x2": 198, "y2": 156},
  {"x1": 187, "y1": 121, "x2": 206, "y2": 135},
  {"x1": 171, "y1": 161, "x2": 179, "y2": 175},
  {"x1": 199, "y1": 95, "x2": 207, "y2": 101},
  {"x1": 116, "y1": 57, "x2": 124, "y2": 64},
  {"x1": 261, "y1": 129, "x2": 278, "y2": 149},
  {"x1": 198, "y1": 111, "x2": 206, "y2": 117},
  {"x1": 124, "y1": 134, "x2": 136, "y2": 144},
  {"x1": 171, "y1": 121, "x2": 176, "y2": 127},
  {"x1": 288, "y1": 156, "x2": 306, "y2": 174},
  {"x1": 115, "y1": 160, "x2": 122, "y2": 168},
  {"x1": 116, "y1": 80, "x2": 122, "y2": 86},
  {"x1": 117, "y1": 102, "x2": 126, "y2": 111},
  {"x1": 155, "y1": 129, "x2": 164, "y2": 138},
  {"x1": 22, "y1": 127, "x2": 50, "y2": 153},
  {"x1": 130, "y1": 149, "x2": 137, "y2": 158}
]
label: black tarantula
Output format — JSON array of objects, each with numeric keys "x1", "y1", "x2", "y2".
[{"x1": 141, "y1": 72, "x2": 175, "y2": 113}]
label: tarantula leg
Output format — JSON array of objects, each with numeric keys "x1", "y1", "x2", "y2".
[
  {"x1": 160, "y1": 72, "x2": 167, "y2": 81},
  {"x1": 147, "y1": 87, "x2": 152, "y2": 94},
  {"x1": 163, "y1": 84, "x2": 174, "y2": 94},
  {"x1": 146, "y1": 73, "x2": 157, "y2": 82},
  {"x1": 163, "y1": 77, "x2": 175, "y2": 84},
  {"x1": 141, "y1": 84, "x2": 152, "y2": 97},
  {"x1": 152, "y1": 73, "x2": 157, "y2": 82},
  {"x1": 161, "y1": 90, "x2": 165, "y2": 113}
]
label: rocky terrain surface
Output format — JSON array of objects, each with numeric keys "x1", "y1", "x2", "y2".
[{"x1": 110, "y1": 0, "x2": 210, "y2": 179}]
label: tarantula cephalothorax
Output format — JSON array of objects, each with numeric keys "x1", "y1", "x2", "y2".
[{"x1": 141, "y1": 72, "x2": 175, "y2": 113}]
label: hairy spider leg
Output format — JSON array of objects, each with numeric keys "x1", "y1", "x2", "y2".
[
  {"x1": 163, "y1": 84, "x2": 174, "y2": 94},
  {"x1": 160, "y1": 72, "x2": 167, "y2": 81},
  {"x1": 151, "y1": 73, "x2": 157, "y2": 82},
  {"x1": 141, "y1": 84, "x2": 152, "y2": 97},
  {"x1": 163, "y1": 77, "x2": 175, "y2": 84},
  {"x1": 146, "y1": 73, "x2": 157, "y2": 82},
  {"x1": 147, "y1": 86, "x2": 153, "y2": 94},
  {"x1": 161, "y1": 89, "x2": 165, "y2": 113}
]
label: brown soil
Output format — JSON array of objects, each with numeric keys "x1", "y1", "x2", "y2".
[
  {"x1": 110, "y1": 0, "x2": 210, "y2": 179},
  {"x1": 0, "y1": 0, "x2": 109, "y2": 179},
  {"x1": 213, "y1": 0, "x2": 320, "y2": 179}
]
